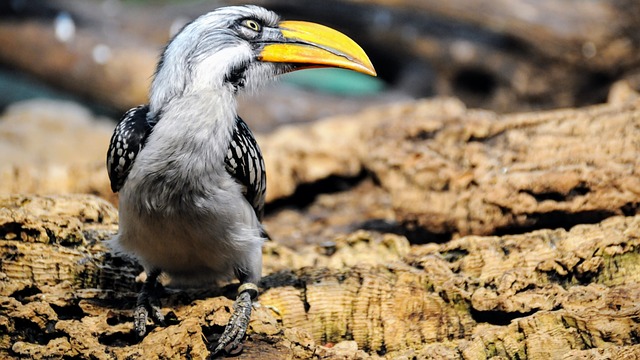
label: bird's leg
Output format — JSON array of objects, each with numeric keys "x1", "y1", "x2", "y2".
[
  {"x1": 134, "y1": 268, "x2": 166, "y2": 337},
  {"x1": 210, "y1": 282, "x2": 259, "y2": 356}
]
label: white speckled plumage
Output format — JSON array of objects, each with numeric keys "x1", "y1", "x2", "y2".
[
  {"x1": 113, "y1": 92, "x2": 263, "y2": 286},
  {"x1": 107, "y1": 6, "x2": 277, "y2": 287}
]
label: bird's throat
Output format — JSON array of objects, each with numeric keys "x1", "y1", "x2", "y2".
[{"x1": 139, "y1": 92, "x2": 238, "y2": 185}]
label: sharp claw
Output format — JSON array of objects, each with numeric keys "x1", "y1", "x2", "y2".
[
  {"x1": 209, "y1": 291, "x2": 253, "y2": 356},
  {"x1": 225, "y1": 341, "x2": 243, "y2": 355},
  {"x1": 151, "y1": 305, "x2": 166, "y2": 325}
]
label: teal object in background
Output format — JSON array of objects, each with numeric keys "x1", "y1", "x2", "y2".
[{"x1": 282, "y1": 68, "x2": 385, "y2": 96}]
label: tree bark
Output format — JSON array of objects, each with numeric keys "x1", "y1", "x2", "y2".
[{"x1": 1, "y1": 194, "x2": 639, "y2": 359}]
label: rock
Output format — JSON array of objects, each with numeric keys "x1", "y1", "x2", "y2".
[{"x1": 2, "y1": 194, "x2": 640, "y2": 358}]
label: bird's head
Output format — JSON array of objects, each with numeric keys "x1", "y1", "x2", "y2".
[{"x1": 149, "y1": 5, "x2": 376, "y2": 112}]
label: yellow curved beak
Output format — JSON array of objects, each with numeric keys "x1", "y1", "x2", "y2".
[{"x1": 258, "y1": 20, "x2": 377, "y2": 77}]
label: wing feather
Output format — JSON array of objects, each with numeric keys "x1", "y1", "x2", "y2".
[
  {"x1": 106, "y1": 105, "x2": 154, "y2": 192},
  {"x1": 224, "y1": 116, "x2": 267, "y2": 221}
]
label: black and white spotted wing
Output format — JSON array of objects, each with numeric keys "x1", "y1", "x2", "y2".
[
  {"x1": 106, "y1": 105, "x2": 155, "y2": 192},
  {"x1": 225, "y1": 116, "x2": 267, "y2": 221}
]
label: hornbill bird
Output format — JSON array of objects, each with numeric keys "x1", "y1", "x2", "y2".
[{"x1": 106, "y1": 5, "x2": 375, "y2": 356}]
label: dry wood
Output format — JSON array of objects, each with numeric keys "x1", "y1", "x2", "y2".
[
  {"x1": 1, "y1": 194, "x2": 639, "y2": 358},
  {"x1": 2, "y1": 93, "x2": 639, "y2": 241},
  {"x1": 361, "y1": 97, "x2": 640, "y2": 236}
]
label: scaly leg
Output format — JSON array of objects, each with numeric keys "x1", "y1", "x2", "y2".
[
  {"x1": 134, "y1": 268, "x2": 166, "y2": 337},
  {"x1": 210, "y1": 282, "x2": 259, "y2": 356}
]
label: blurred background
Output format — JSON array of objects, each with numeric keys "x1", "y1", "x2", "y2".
[
  {"x1": 1, "y1": 0, "x2": 640, "y2": 245},
  {"x1": 2, "y1": 0, "x2": 640, "y2": 125}
]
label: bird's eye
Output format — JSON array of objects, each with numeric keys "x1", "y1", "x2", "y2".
[{"x1": 242, "y1": 19, "x2": 262, "y2": 32}]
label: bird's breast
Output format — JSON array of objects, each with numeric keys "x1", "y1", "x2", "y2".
[{"x1": 123, "y1": 117, "x2": 237, "y2": 215}]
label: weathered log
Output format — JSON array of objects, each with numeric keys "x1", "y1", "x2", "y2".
[
  {"x1": 0, "y1": 19, "x2": 156, "y2": 110},
  {"x1": 259, "y1": 93, "x2": 640, "y2": 240},
  {"x1": 1, "y1": 194, "x2": 640, "y2": 359},
  {"x1": 361, "y1": 97, "x2": 640, "y2": 236},
  {"x1": 250, "y1": 0, "x2": 640, "y2": 68},
  {"x1": 2, "y1": 88, "x2": 640, "y2": 241}
]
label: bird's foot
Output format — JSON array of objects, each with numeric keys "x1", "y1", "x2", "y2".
[
  {"x1": 209, "y1": 283, "x2": 258, "y2": 357},
  {"x1": 134, "y1": 269, "x2": 165, "y2": 337},
  {"x1": 134, "y1": 298, "x2": 166, "y2": 337}
]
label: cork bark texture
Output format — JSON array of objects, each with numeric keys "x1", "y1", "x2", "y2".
[
  {"x1": 361, "y1": 97, "x2": 640, "y2": 236},
  {"x1": 3, "y1": 94, "x2": 639, "y2": 242},
  {"x1": 1, "y1": 87, "x2": 640, "y2": 358},
  {"x1": 1, "y1": 194, "x2": 640, "y2": 359},
  {"x1": 262, "y1": 94, "x2": 640, "y2": 241}
]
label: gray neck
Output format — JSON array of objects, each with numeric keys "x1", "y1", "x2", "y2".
[
  {"x1": 132, "y1": 90, "x2": 237, "y2": 192},
  {"x1": 124, "y1": 91, "x2": 237, "y2": 214},
  {"x1": 151, "y1": 90, "x2": 236, "y2": 161}
]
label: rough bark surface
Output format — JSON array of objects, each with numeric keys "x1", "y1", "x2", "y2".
[
  {"x1": 263, "y1": 94, "x2": 640, "y2": 240},
  {"x1": 2, "y1": 92, "x2": 640, "y2": 242},
  {"x1": 361, "y1": 97, "x2": 640, "y2": 236},
  {"x1": 1, "y1": 194, "x2": 640, "y2": 359}
]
